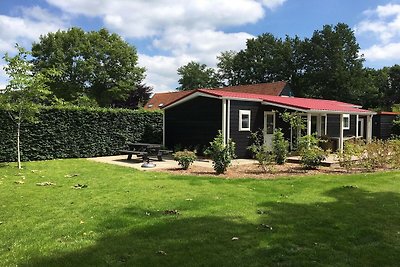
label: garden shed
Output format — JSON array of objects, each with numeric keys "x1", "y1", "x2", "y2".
[{"x1": 162, "y1": 88, "x2": 376, "y2": 158}]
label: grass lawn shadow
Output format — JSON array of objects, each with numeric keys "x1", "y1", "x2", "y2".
[{"x1": 21, "y1": 187, "x2": 400, "y2": 267}]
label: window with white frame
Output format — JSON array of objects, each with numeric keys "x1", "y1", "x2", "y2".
[
  {"x1": 239, "y1": 110, "x2": 251, "y2": 131},
  {"x1": 343, "y1": 114, "x2": 350, "y2": 130}
]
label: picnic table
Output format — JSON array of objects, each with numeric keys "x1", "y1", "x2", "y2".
[{"x1": 119, "y1": 143, "x2": 171, "y2": 161}]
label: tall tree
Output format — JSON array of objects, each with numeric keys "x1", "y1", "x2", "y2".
[
  {"x1": 299, "y1": 23, "x2": 365, "y2": 102},
  {"x1": 177, "y1": 61, "x2": 220, "y2": 90},
  {"x1": 31, "y1": 27, "x2": 145, "y2": 107},
  {"x1": 112, "y1": 83, "x2": 153, "y2": 109},
  {"x1": 217, "y1": 50, "x2": 238, "y2": 86},
  {"x1": 1, "y1": 45, "x2": 57, "y2": 169}
]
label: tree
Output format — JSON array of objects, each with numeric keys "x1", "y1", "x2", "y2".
[
  {"x1": 217, "y1": 34, "x2": 299, "y2": 86},
  {"x1": 31, "y1": 27, "x2": 145, "y2": 107},
  {"x1": 112, "y1": 83, "x2": 153, "y2": 109},
  {"x1": 299, "y1": 23, "x2": 366, "y2": 102},
  {"x1": 1, "y1": 45, "x2": 57, "y2": 169},
  {"x1": 177, "y1": 61, "x2": 220, "y2": 90}
]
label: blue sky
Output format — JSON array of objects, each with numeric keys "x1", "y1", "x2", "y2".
[{"x1": 1, "y1": 0, "x2": 400, "y2": 92}]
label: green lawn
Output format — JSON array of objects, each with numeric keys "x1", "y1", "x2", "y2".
[{"x1": 0, "y1": 159, "x2": 399, "y2": 266}]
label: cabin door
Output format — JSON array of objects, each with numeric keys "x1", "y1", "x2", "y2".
[
  {"x1": 264, "y1": 112, "x2": 276, "y2": 150},
  {"x1": 358, "y1": 118, "x2": 364, "y2": 138}
]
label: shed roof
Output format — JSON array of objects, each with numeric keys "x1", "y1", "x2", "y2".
[
  {"x1": 165, "y1": 88, "x2": 374, "y2": 114},
  {"x1": 144, "y1": 81, "x2": 289, "y2": 110}
]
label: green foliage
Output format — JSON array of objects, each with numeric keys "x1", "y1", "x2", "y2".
[
  {"x1": 173, "y1": 150, "x2": 197, "y2": 170},
  {"x1": 205, "y1": 131, "x2": 236, "y2": 174},
  {"x1": 297, "y1": 135, "x2": 327, "y2": 169},
  {"x1": 248, "y1": 131, "x2": 275, "y2": 173},
  {"x1": 359, "y1": 139, "x2": 391, "y2": 171},
  {"x1": 272, "y1": 129, "x2": 289, "y2": 164},
  {"x1": 177, "y1": 61, "x2": 220, "y2": 90},
  {"x1": 0, "y1": 107, "x2": 162, "y2": 162},
  {"x1": 1, "y1": 45, "x2": 60, "y2": 168},
  {"x1": 31, "y1": 27, "x2": 145, "y2": 107},
  {"x1": 392, "y1": 115, "x2": 400, "y2": 136},
  {"x1": 337, "y1": 139, "x2": 365, "y2": 172}
]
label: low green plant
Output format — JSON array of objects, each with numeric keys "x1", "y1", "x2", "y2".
[
  {"x1": 205, "y1": 131, "x2": 236, "y2": 174},
  {"x1": 337, "y1": 139, "x2": 365, "y2": 172},
  {"x1": 248, "y1": 131, "x2": 275, "y2": 173},
  {"x1": 297, "y1": 134, "x2": 327, "y2": 169},
  {"x1": 272, "y1": 128, "x2": 289, "y2": 165},
  {"x1": 392, "y1": 115, "x2": 400, "y2": 136},
  {"x1": 173, "y1": 150, "x2": 197, "y2": 170}
]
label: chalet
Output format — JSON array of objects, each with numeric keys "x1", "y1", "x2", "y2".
[
  {"x1": 162, "y1": 88, "x2": 376, "y2": 158},
  {"x1": 373, "y1": 111, "x2": 400, "y2": 139},
  {"x1": 144, "y1": 81, "x2": 293, "y2": 110}
]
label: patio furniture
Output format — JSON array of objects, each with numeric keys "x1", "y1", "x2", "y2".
[{"x1": 119, "y1": 143, "x2": 172, "y2": 161}]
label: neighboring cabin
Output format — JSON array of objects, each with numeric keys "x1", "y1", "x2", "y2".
[
  {"x1": 162, "y1": 84, "x2": 375, "y2": 158},
  {"x1": 144, "y1": 81, "x2": 293, "y2": 110},
  {"x1": 373, "y1": 112, "x2": 400, "y2": 139}
]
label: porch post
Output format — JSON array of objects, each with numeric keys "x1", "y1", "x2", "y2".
[
  {"x1": 339, "y1": 114, "x2": 344, "y2": 152},
  {"x1": 317, "y1": 115, "x2": 321, "y2": 136},
  {"x1": 355, "y1": 114, "x2": 359, "y2": 138},
  {"x1": 162, "y1": 111, "x2": 166, "y2": 146},
  {"x1": 366, "y1": 114, "x2": 373, "y2": 143},
  {"x1": 307, "y1": 113, "x2": 312, "y2": 136},
  {"x1": 227, "y1": 100, "x2": 231, "y2": 141},
  {"x1": 222, "y1": 99, "x2": 227, "y2": 144}
]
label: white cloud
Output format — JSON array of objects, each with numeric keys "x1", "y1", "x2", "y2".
[
  {"x1": 356, "y1": 3, "x2": 400, "y2": 63},
  {"x1": 0, "y1": 6, "x2": 66, "y2": 54},
  {"x1": 361, "y1": 42, "x2": 400, "y2": 61},
  {"x1": 46, "y1": 0, "x2": 276, "y2": 38}
]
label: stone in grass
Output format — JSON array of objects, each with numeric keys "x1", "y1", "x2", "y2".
[
  {"x1": 36, "y1": 182, "x2": 56, "y2": 186},
  {"x1": 14, "y1": 180, "x2": 25, "y2": 184},
  {"x1": 231, "y1": 237, "x2": 239, "y2": 241},
  {"x1": 157, "y1": 250, "x2": 167, "y2": 256},
  {"x1": 72, "y1": 184, "x2": 88, "y2": 189}
]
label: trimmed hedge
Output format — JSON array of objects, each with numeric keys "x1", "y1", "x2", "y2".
[{"x1": 0, "y1": 106, "x2": 162, "y2": 162}]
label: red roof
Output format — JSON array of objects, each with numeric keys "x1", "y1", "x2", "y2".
[
  {"x1": 166, "y1": 88, "x2": 373, "y2": 114},
  {"x1": 144, "y1": 81, "x2": 289, "y2": 110},
  {"x1": 145, "y1": 90, "x2": 192, "y2": 110},
  {"x1": 378, "y1": 111, "x2": 400, "y2": 115}
]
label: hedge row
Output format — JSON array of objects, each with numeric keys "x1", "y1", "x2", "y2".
[{"x1": 0, "y1": 106, "x2": 163, "y2": 162}]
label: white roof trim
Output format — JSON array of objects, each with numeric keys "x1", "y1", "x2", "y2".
[{"x1": 163, "y1": 92, "x2": 220, "y2": 110}]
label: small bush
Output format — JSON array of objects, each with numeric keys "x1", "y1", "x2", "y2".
[
  {"x1": 360, "y1": 139, "x2": 390, "y2": 171},
  {"x1": 337, "y1": 139, "x2": 365, "y2": 172},
  {"x1": 392, "y1": 115, "x2": 400, "y2": 136},
  {"x1": 248, "y1": 131, "x2": 275, "y2": 173},
  {"x1": 173, "y1": 150, "x2": 197, "y2": 170},
  {"x1": 272, "y1": 129, "x2": 289, "y2": 165},
  {"x1": 297, "y1": 135, "x2": 327, "y2": 169},
  {"x1": 205, "y1": 131, "x2": 236, "y2": 174}
]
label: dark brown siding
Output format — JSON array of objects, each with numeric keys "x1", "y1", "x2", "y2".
[
  {"x1": 165, "y1": 96, "x2": 222, "y2": 150},
  {"x1": 373, "y1": 114, "x2": 397, "y2": 139},
  {"x1": 229, "y1": 100, "x2": 263, "y2": 158}
]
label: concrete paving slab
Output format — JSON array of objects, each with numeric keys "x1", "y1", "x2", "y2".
[{"x1": 88, "y1": 155, "x2": 257, "y2": 171}]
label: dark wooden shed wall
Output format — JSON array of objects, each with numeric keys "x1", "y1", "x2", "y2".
[
  {"x1": 165, "y1": 96, "x2": 222, "y2": 150},
  {"x1": 373, "y1": 114, "x2": 397, "y2": 139}
]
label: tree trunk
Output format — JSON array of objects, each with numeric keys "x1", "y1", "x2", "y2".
[{"x1": 17, "y1": 122, "x2": 21, "y2": 169}]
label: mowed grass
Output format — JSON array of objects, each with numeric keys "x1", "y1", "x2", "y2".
[{"x1": 0, "y1": 159, "x2": 399, "y2": 266}]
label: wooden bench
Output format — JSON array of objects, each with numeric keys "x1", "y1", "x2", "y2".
[{"x1": 119, "y1": 148, "x2": 173, "y2": 161}]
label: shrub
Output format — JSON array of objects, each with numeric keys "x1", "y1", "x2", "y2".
[
  {"x1": 360, "y1": 139, "x2": 390, "y2": 171},
  {"x1": 272, "y1": 129, "x2": 289, "y2": 165},
  {"x1": 392, "y1": 115, "x2": 400, "y2": 136},
  {"x1": 297, "y1": 135, "x2": 327, "y2": 169},
  {"x1": 248, "y1": 131, "x2": 275, "y2": 173},
  {"x1": 173, "y1": 150, "x2": 197, "y2": 170},
  {"x1": 337, "y1": 139, "x2": 365, "y2": 172},
  {"x1": 0, "y1": 106, "x2": 162, "y2": 162},
  {"x1": 205, "y1": 131, "x2": 236, "y2": 174}
]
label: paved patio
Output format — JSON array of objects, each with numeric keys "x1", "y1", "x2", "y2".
[
  {"x1": 88, "y1": 153, "x2": 344, "y2": 171},
  {"x1": 88, "y1": 154, "x2": 257, "y2": 171}
]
